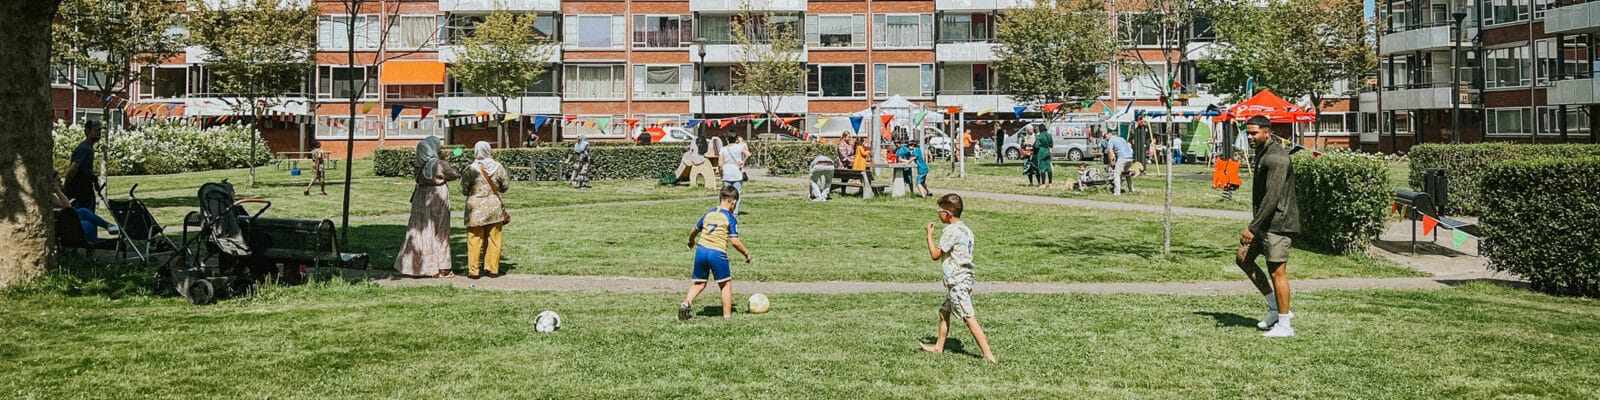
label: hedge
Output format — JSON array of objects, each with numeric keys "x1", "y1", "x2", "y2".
[
  {"x1": 52, "y1": 121, "x2": 272, "y2": 176},
  {"x1": 1291, "y1": 150, "x2": 1392, "y2": 254},
  {"x1": 1479, "y1": 157, "x2": 1600, "y2": 297},
  {"x1": 374, "y1": 142, "x2": 835, "y2": 180},
  {"x1": 1409, "y1": 143, "x2": 1600, "y2": 216}
]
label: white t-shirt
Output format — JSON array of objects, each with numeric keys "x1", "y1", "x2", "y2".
[{"x1": 720, "y1": 143, "x2": 747, "y2": 182}]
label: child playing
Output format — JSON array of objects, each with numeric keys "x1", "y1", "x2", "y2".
[
  {"x1": 303, "y1": 142, "x2": 328, "y2": 196},
  {"x1": 919, "y1": 194, "x2": 997, "y2": 364},
  {"x1": 679, "y1": 185, "x2": 754, "y2": 320}
]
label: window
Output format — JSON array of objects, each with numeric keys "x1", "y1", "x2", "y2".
[
  {"x1": 938, "y1": 13, "x2": 991, "y2": 43},
  {"x1": 1485, "y1": 108, "x2": 1531, "y2": 135},
  {"x1": 386, "y1": 116, "x2": 443, "y2": 139},
  {"x1": 388, "y1": 15, "x2": 444, "y2": 49},
  {"x1": 444, "y1": 13, "x2": 556, "y2": 45},
  {"x1": 702, "y1": 65, "x2": 735, "y2": 93},
  {"x1": 317, "y1": 66, "x2": 376, "y2": 100},
  {"x1": 566, "y1": 114, "x2": 626, "y2": 137},
  {"x1": 51, "y1": 65, "x2": 72, "y2": 86},
  {"x1": 1482, "y1": 0, "x2": 1529, "y2": 26},
  {"x1": 316, "y1": 116, "x2": 379, "y2": 139},
  {"x1": 75, "y1": 69, "x2": 108, "y2": 91},
  {"x1": 1121, "y1": 64, "x2": 1168, "y2": 97},
  {"x1": 563, "y1": 65, "x2": 626, "y2": 99},
  {"x1": 1537, "y1": 37, "x2": 1592, "y2": 85},
  {"x1": 873, "y1": 14, "x2": 933, "y2": 48},
  {"x1": 446, "y1": 69, "x2": 556, "y2": 97},
  {"x1": 1122, "y1": 15, "x2": 1165, "y2": 47},
  {"x1": 634, "y1": 15, "x2": 693, "y2": 48},
  {"x1": 807, "y1": 64, "x2": 866, "y2": 97},
  {"x1": 139, "y1": 66, "x2": 189, "y2": 99},
  {"x1": 1315, "y1": 114, "x2": 1347, "y2": 133},
  {"x1": 806, "y1": 14, "x2": 865, "y2": 48},
  {"x1": 939, "y1": 64, "x2": 994, "y2": 95},
  {"x1": 698, "y1": 15, "x2": 733, "y2": 44},
  {"x1": 318, "y1": 15, "x2": 381, "y2": 50},
  {"x1": 1485, "y1": 45, "x2": 1531, "y2": 89},
  {"x1": 873, "y1": 64, "x2": 934, "y2": 97},
  {"x1": 1538, "y1": 107, "x2": 1591, "y2": 134},
  {"x1": 383, "y1": 85, "x2": 443, "y2": 101},
  {"x1": 565, "y1": 15, "x2": 625, "y2": 49},
  {"x1": 634, "y1": 65, "x2": 693, "y2": 99}
]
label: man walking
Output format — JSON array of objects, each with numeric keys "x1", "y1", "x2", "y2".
[
  {"x1": 993, "y1": 126, "x2": 1007, "y2": 166},
  {"x1": 62, "y1": 120, "x2": 103, "y2": 209},
  {"x1": 1236, "y1": 115, "x2": 1300, "y2": 338},
  {"x1": 1103, "y1": 130, "x2": 1134, "y2": 195}
]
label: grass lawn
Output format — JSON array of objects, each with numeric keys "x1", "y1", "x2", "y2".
[
  {"x1": 924, "y1": 161, "x2": 1255, "y2": 211},
  {"x1": 3, "y1": 282, "x2": 1596, "y2": 399},
  {"x1": 337, "y1": 194, "x2": 1419, "y2": 283}
]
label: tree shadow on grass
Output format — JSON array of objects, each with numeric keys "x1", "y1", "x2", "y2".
[{"x1": 1192, "y1": 311, "x2": 1259, "y2": 328}]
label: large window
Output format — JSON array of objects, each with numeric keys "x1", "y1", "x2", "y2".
[
  {"x1": 634, "y1": 65, "x2": 693, "y2": 99},
  {"x1": 1486, "y1": 108, "x2": 1531, "y2": 135},
  {"x1": 873, "y1": 64, "x2": 934, "y2": 97},
  {"x1": 702, "y1": 65, "x2": 736, "y2": 93},
  {"x1": 634, "y1": 15, "x2": 693, "y2": 48},
  {"x1": 565, "y1": 15, "x2": 625, "y2": 49},
  {"x1": 444, "y1": 13, "x2": 556, "y2": 44},
  {"x1": 805, "y1": 14, "x2": 865, "y2": 48},
  {"x1": 51, "y1": 65, "x2": 72, "y2": 86},
  {"x1": 699, "y1": 14, "x2": 801, "y2": 44},
  {"x1": 1537, "y1": 37, "x2": 1591, "y2": 85},
  {"x1": 1482, "y1": 0, "x2": 1529, "y2": 26},
  {"x1": 1315, "y1": 114, "x2": 1348, "y2": 133},
  {"x1": 1485, "y1": 45, "x2": 1531, "y2": 89},
  {"x1": 873, "y1": 14, "x2": 934, "y2": 48},
  {"x1": 1120, "y1": 64, "x2": 1168, "y2": 97},
  {"x1": 563, "y1": 65, "x2": 626, "y2": 99},
  {"x1": 1121, "y1": 15, "x2": 1166, "y2": 47},
  {"x1": 316, "y1": 116, "x2": 379, "y2": 139},
  {"x1": 938, "y1": 13, "x2": 991, "y2": 43},
  {"x1": 939, "y1": 64, "x2": 994, "y2": 95},
  {"x1": 387, "y1": 15, "x2": 444, "y2": 49},
  {"x1": 318, "y1": 15, "x2": 381, "y2": 50},
  {"x1": 1538, "y1": 107, "x2": 1591, "y2": 134},
  {"x1": 317, "y1": 66, "x2": 376, "y2": 100},
  {"x1": 139, "y1": 66, "x2": 189, "y2": 99},
  {"x1": 446, "y1": 69, "x2": 556, "y2": 96},
  {"x1": 807, "y1": 64, "x2": 866, "y2": 97}
]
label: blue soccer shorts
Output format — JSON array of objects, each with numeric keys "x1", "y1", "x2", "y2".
[{"x1": 691, "y1": 246, "x2": 732, "y2": 282}]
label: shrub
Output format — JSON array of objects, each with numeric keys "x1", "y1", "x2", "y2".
[
  {"x1": 1409, "y1": 143, "x2": 1600, "y2": 216},
  {"x1": 1479, "y1": 157, "x2": 1600, "y2": 297},
  {"x1": 52, "y1": 121, "x2": 272, "y2": 176},
  {"x1": 374, "y1": 142, "x2": 835, "y2": 180},
  {"x1": 1291, "y1": 150, "x2": 1392, "y2": 254}
]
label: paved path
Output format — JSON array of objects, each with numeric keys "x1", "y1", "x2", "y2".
[{"x1": 753, "y1": 173, "x2": 1252, "y2": 220}]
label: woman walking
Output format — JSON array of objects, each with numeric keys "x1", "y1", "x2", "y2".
[
  {"x1": 462, "y1": 141, "x2": 511, "y2": 279},
  {"x1": 1034, "y1": 126, "x2": 1054, "y2": 189},
  {"x1": 566, "y1": 134, "x2": 594, "y2": 188},
  {"x1": 395, "y1": 136, "x2": 460, "y2": 278}
]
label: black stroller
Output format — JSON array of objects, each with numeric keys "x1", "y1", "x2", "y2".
[
  {"x1": 103, "y1": 184, "x2": 179, "y2": 263},
  {"x1": 171, "y1": 180, "x2": 368, "y2": 305}
]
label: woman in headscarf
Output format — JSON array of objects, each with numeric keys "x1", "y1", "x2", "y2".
[
  {"x1": 462, "y1": 141, "x2": 510, "y2": 279},
  {"x1": 565, "y1": 134, "x2": 593, "y2": 188},
  {"x1": 395, "y1": 136, "x2": 460, "y2": 278}
]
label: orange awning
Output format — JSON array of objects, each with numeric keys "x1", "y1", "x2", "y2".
[{"x1": 379, "y1": 61, "x2": 446, "y2": 85}]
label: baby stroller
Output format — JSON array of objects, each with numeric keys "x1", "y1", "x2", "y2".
[{"x1": 103, "y1": 184, "x2": 179, "y2": 263}]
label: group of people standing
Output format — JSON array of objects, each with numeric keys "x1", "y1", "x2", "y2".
[
  {"x1": 1007, "y1": 125, "x2": 1056, "y2": 189},
  {"x1": 392, "y1": 138, "x2": 516, "y2": 279}
]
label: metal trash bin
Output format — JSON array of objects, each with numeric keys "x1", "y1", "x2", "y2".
[
  {"x1": 1423, "y1": 168, "x2": 1449, "y2": 215},
  {"x1": 809, "y1": 156, "x2": 836, "y2": 201}
]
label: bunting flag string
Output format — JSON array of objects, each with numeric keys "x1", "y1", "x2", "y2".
[
  {"x1": 533, "y1": 115, "x2": 549, "y2": 130},
  {"x1": 849, "y1": 116, "x2": 864, "y2": 133},
  {"x1": 687, "y1": 119, "x2": 702, "y2": 129},
  {"x1": 1421, "y1": 215, "x2": 1439, "y2": 236},
  {"x1": 1452, "y1": 229, "x2": 1471, "y2": 248},
  {"x1": 624, "y1": 118, "x2": 639, "y2": 130},
  {"x1": 1012, "y1": 106, "x2": 1028, "y2": 119},
  {"x1": 880, "y1": 114, "x2": 894, "y2": 127},
  {"x1": 362, "y1": 102, "x2": 377, "y2": 114},
  {"x1": 1041, "y1": 103, "x2": 1063, "y2": 114},
  {"x1": 977, "y1": 108, "x2": 993, "y2": 117},
  {"x1": 814, "y1": 116, "x2": 831, "y2": 129},
  {"x1": 503, "y1": 113, "x2": 518, "y2": 123},
  {"x1": 912, "y1": 111, "x2": 927, "y2": 126},
  {"x1": 752, "y1": 118, "x2": 767, "y2": 129},
  {"x1": 419, "y1": 107, "x2": 433, "y2": 120}
]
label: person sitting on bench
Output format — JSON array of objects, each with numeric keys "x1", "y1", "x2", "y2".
[{"x1": 51, "y1": 174, "x2": 117, "y2": 245}]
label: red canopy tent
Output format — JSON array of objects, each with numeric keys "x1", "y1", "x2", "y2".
[{"x1": 1219, "y1": 90, "x2": 1315, "y2": 123}]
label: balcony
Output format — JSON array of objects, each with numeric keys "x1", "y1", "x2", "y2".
[
  {"x1": 1548, "y1": 76, "x2": 1600, "y2": 105},
  {"x1": 179, "y1": 95, "x2": 311, "y2": 116},
  {"x1": 438, "y1": 45, "x2": 560, "y2": 64},
  {"x1": 1381, "y1": 83, "x2": 1479, "y2": 110},
  {"x1": 935, "y1": 41, "x2": 996, "y2": 63},
  {"x1": 439, "y1": 0, "x2": 560, "y2": 12},
  {"x1": 1379, "y1": 23, "x2": 1475, "y2": 55},
  {"x1": 438, "y1": 94, "x2": 561, "y2": 115},
  {"x1": 935, "y1": 0, "x2": 1030, "y2": 11},
  {"x1": 690, "y1": 0, "x2": 804, "y2": 12},
  {"x1": 936, "y1": 90, "x2": 1016, "y2": 111},
  {"x1": 1547, "y1": 1, "x2": 1600, "y2": 34},
  {"x1": 689, "y1": 93, "x2": 807, "y2": 114},
  {"x1": 691, "y1": 44, "x2": 806, "y2": 64}
]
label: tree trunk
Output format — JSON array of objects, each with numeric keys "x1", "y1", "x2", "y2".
[{"x1": 0, "y1": 1, "x2": 64, "y2": 287}]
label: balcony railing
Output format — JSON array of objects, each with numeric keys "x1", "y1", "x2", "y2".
[
  {"x1": 441, "y1": 90, "x2": 558, "y2": 97},
  {"x1": 1383, "y1": 12, "x2": 1479, "y2": 34}
]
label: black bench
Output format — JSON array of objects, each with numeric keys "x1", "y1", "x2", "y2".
[
  {"x1": 1395, "y1": 189, "x2": 1479, "y2": 254},
  {"x1": 832, "y1": 169, "x2": 887, "y2": 197}
]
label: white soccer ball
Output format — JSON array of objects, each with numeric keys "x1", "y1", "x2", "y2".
[
  {"x1": 534, "y1": 310, "x2": 562, "y2": 333},
  {"x1": 748, "y1": 293, "x2": 770, "y2": 314}
]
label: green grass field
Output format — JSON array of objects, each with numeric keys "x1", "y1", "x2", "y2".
[
  {"x1": 926, "y1": 161, "x2": 1255, "y2": 211},
  {"x1": 3, "y1": 282, "x2": 1596, "y2": 399}
]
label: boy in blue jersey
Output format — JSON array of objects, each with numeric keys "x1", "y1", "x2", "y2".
[{"x1": 679, "y1": 186, "x2": 754, "y2": 320}]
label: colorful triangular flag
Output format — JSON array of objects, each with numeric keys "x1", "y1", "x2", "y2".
[
  {"x1": 503, "y1": 113, "x2": 518, "y2": 122},
  {"x1": 913, "y1": 111, "x2": 927, "y2": 126},
  {"x1": 595, "y1": 117, "x2": 611, "y2": 131},
  {"x1": 390, "y1": 105, "x2": 404, "y2": 121},
  {"x1": 977, "y1": 108, "x2": 993, "y2": 117},
  {"x1": 624, "y1": 118, "x2": 639, "y2": 129},
  {"x1": 849, "y1": 116, "x2": 863, "y2": 133},
  {"x1": 753, "y1": 118, "x2": 767, "y2": 129},
  {"x1": 1421, "y1": 215, "x2": 1438, "y2": 236},
  {"x1": 946, "y1": 106, "x2": 960, "y2": 115},
  {"x1": 782, "y1": 117, "x2": 800, "y2": 126},
  {"x1": 1013, "y1": 106, "x2": 1027, "y2": 119},
  {"x1": 419, "y1": 107, "x2": 433, "y2": 120},
  {"x1": 719, "y1": 119, "x2": 733, "y2": 129},
  {"x1": 362, "y1": 102, "x2": 377, "y2": 114},
  {"x1": 533, "y1": 115, "x2": 549, "y2": 130},
  {"x1": 880, "y1": 114, "x2": 894, "y2": 127},
  {"x1": 815, "y1": 116, "x2": 831, "y2": 130},
  {"x1": 1042, "y1": 103, "x2": 1063, "y2": 114},
  {"x1": 687, "y1": 119, "x2": 702, "y2": 129},
  {"x1": 1452, "y1": 229, "x2": 1470, "y2": 248}
]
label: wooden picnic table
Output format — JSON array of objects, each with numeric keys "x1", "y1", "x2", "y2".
[{"x1": 874, "y1": 163, "x2": 915, "y2": 197}]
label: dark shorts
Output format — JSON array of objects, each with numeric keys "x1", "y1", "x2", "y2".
[
  {"x1": 692, "y1": 246, "x2": 732, "y2": 282},
  {"x1": 1242, "y1": 232, "x2": 1292, "y2": 264}
]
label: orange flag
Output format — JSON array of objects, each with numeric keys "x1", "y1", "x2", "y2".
[
  {"x1": 624, "y1": 118, "x2": 639, "y2": 129},
  {"x1": 782, "y1": 117, "x2": 800, "y2": 126},
  {"x1": 1042, "y1": 103, "x2": 1063, "y2": 113},
  {"x1": 881, "y1": 114, "x2": 895, "y2": 126},
  {"x1": 946, "y1": 106, "x2": 961, "y2": 115},
  {"x1": 719, "y1": 119, "x2": 733, "y2": 129},
  {"x1": 1422, "y1": 215, "x2": 1439, "y2": 236}
]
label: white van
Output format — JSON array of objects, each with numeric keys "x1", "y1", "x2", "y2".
[
  {"x1": 1000, "y1": 121, "x2": 1102, "y2": 161},
  {"x1": 631, "y1": 125, "x2": 696, "y2": 143}
]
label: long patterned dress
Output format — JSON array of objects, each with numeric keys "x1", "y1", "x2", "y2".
[
  {"x1": 394, "y1": 161, "x2": 460, "y2": 276},
  {"x1": 569, "y1": 149, "x2": 593, "y2": 188}
]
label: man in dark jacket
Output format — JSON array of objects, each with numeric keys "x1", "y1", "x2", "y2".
[
  {"x1": 1236, "y1": 115, "x2": 1300, "y2": 338},
  {"x1": 63, "y1": 120, "x2": 103, "y2": 209}
]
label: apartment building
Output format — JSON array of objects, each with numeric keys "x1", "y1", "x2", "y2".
[
  {"x1": 1373, "y1": 0, "x2": 1600, "y2": 153},
  {"x1": 102, "y1": 0, "x2": 1358, "y2": 158}
]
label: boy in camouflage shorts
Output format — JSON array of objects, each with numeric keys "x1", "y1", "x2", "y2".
[{"x1": 918, "y1": 194, "x2": 997, "y2": 364}]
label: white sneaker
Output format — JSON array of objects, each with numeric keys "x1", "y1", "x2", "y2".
[
  {"x1": 1262, "y1": 322, "x2": 1295, "y2": 338},
  {"x1": 1257, "y1": 293, "x2": 1279, "y2": 330}
]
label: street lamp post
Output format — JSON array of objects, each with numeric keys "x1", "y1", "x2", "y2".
[
  {"x1": 1451, "y1": 12, "x2": 1467, "y2": 144},
  {"x1": 696, "y1": 37, "x2": 708, "y2": 146}
]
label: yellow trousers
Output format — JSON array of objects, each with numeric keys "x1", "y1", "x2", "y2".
[{"x1": 466, "y1": 224, "x2": 504, "y2": 276}]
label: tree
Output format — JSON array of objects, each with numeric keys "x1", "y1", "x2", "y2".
[
  {"x1": 993, "y1": 0, "x2": 1119, "y2": 111},
  {"x1": 188, "y1": 0, "x2": 317, "y2": 187},
  {"x1": 446, "y1": 8, "x2": 554, "y2": 147},
  {"x1": 52, "y1": 0, "x2": 184, "y2": 126},
  {"x1": 731, "y1": 3, "x2": 805, "y2": 139},
  {"x1": 1203, "y1": 0, "x2": 1375, "y2": 144},
  {"x1": 0, "y1": 0, "x2": 65, "y2": 287},
  {"x1": 1120, "y1": 0, "x2": 1219, "y2": 255}
]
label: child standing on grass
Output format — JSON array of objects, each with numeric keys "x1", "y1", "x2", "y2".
[
  {"x1": 303, "y1": 141, "x2": 328, "y2": 196},
  {"x1": 679, "y1": 186, "x2": 753, "y2": 320},
  {"x1": 920, "y1": 194, "x2": 997, "y2": 364}
]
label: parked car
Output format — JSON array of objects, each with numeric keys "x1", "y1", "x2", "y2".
[
  {"x1": 754, "y1": 133, "x2": 802, "y2": 142},
  {"x1": 999, "y1": 121, "x2": 1103, "y2": 161},
  {"x1": 631, "y1": 126, "x2": 696, "y2": 143}
]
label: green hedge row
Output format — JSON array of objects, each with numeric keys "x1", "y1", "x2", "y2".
[
  {"x1": 374, "y1": 142, "x2": 836, "y2": 180},
  {"x1": 1409, "y1": 143, "x2": 1600, "y2": 216},
  {"x1": 1292, "y1": 150, "x2": 1392, "y2": 254},
  {"x1": 1480, "y1": 157, "x2": 1600, "y2": 297}
]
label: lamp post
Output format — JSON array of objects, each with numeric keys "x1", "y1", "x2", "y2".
[
  {"x1": 696, "y1": 37, "x2": 708, "y2": 145},
  {"x1": 1451, "y1": 11, "x2": 1467, "y2": 144}
]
